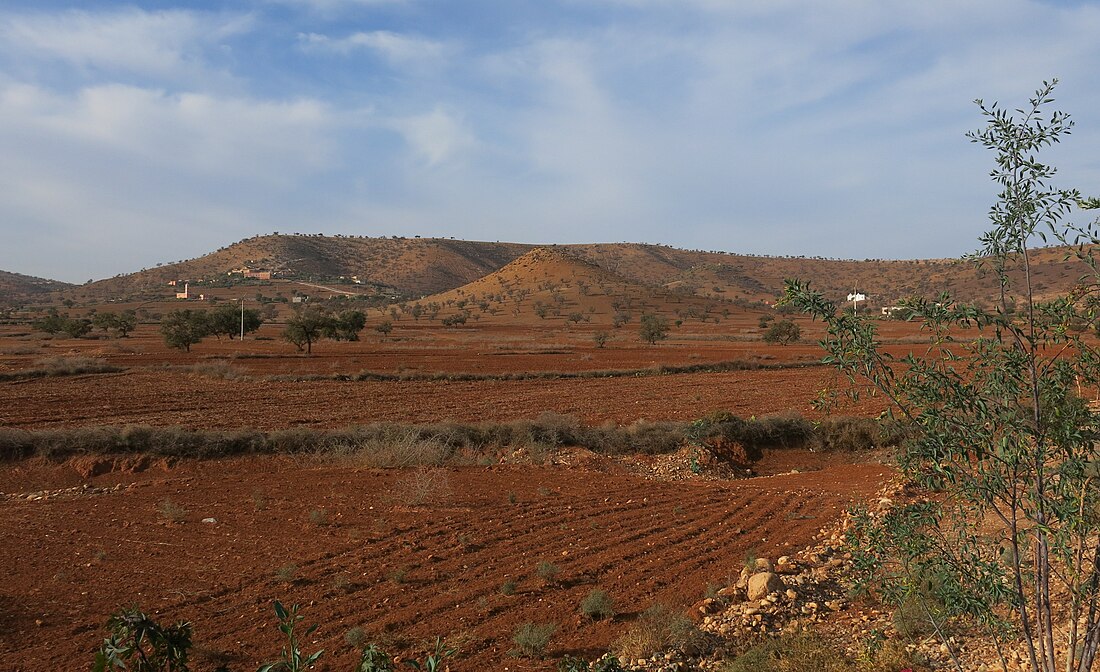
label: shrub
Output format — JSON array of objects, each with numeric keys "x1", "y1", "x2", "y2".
[
  {"x1": 345, "y1": 627, "x2": 368, "y2": 648},
  {"x1": 593, "y1": 331, "x2": 609, "y2": 348},
  {"x1": 275, "y1": 564, "x2": 297, "y2": 584},
  {"x1": 500, "y1": 580, "x2": 517, "y2": 596},
  {"x1": 613, "y1": 603, "x2": 699, "y2": 661},
  {"x1": 536, "y1": 560, "x2": 560, "y2": 584},
  {"x1": 332, "y1": 572, "x2": 352, "y2": 592},
  {"x1": 386, "y1": 467, "x2": 453, "y2": 507},
  {"x1": 721, "y1": 634, "x2": 852, "y2": 672},
  {"x1": 157, "y1": 498, "x2": 187, "y2": 524},
  {"x1": 512, "y1": 622, "x2": 557, "y2": 658},
  {"x1": 93, "y1": 608, "x2": 192, "y2": 672},
  {"x1": 308, "y1": 508, "x2": 330, "y2": 526},
  {"x1": 388, "y1": 565, "x2": 410, "y2": 584},
  {"x1": 762, "y1": 319, "x2": 800, "y2": 344},
  {"x1": 558, "y1": 654, "x2": 626, "y2": 672},
  {"x1": 33, "y1": 356, "x2": 121, "y2": 377},
  {"x1": 815, "y1": 416, "x2": 881, "y2": 452},
  {"x1": 580, "y1": 589, "x2": 615, "y2": 621}
]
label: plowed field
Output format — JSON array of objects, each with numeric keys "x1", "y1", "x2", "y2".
[
  {"x1": 0, "y1": 366, "x2": 876, "y2": 429},
  {"x1": 0, "y1": 456, "x2": 889, "y2": 671}
]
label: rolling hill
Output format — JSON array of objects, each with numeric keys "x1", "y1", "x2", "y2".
[
  {"x1": 417, "y1": 247, "x2": 744, "y2": 326},
  {"x1": 54, "y1": 233, "x2": 1095, "y2": 309},
  {"x1": 0, "y1": 270, "x2": 72, "y2": 305}
]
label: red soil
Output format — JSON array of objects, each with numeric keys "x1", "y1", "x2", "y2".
[{"x1": 0, "y1": 455, "x2": 890, "y2": 671}]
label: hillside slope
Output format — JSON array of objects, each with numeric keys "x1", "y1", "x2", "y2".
[
  {"x1": 0, "y1": 270, "x2": 71, "y2": 304},
  {"x1": 59, "y1": 233, "x2": 1093, "y2": 307},
  {"x1": 417, "y1": 247, "x2": 744, "y2": 326},
  {"x1": 73, "y1": 235, "x2": 535, "y2": 301}
]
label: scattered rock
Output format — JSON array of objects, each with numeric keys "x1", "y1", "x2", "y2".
[{"x1": 747, "y1": 572, "x2": 784, "y2": 601}]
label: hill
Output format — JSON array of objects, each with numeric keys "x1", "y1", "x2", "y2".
[
  {"x1": 71, "y1": 235, "x2": 535, "y2": 302},
  {"x1": 0, "y1": 270, "x2": 71, "y2": 304},
  {"x1": 565, "y1": 244, "x2": 1085, "y2": 306},
  {"x1": 56, "y1": 233, "x2": 1092, "y2": 309},
  {"x1": 416, "y1": 247, "x2": 744, "y2": 327}
]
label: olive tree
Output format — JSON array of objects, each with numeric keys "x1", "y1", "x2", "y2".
[
  {"x1": 160, "y1": 310, "x2": 209, "y2": 352},
  {"x1": 639, "y1": 313, "x2": 669, "y2": 345},
  {"x1": 282, "y1": 307, "x2": 328, "y2": 353},
  {"x1": 784, "y1": 81, "x2": 1100, "y2": 672},
  {"x1": 762, "y1": 319, "x2": 800, "y2": 345}
]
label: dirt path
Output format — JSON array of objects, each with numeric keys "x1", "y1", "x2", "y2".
[{"x1": 0, "y1": 456, "x2": 889, "y2": 671}]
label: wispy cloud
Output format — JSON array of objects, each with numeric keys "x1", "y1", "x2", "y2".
[
  {"x1": 0, "y1": 8, "x2": 251, "y2": 83},
  {"x1": 298, "y1": 30, "x2": 449, "y2": 65},
  {"x1": 389, "y1": 107, "x2": 474, "y2": 166},
  {"x1": 264, "y1": 0, "x2": 409, "y2": 14}
]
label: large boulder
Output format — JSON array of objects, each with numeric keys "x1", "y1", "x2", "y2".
[{"x1": 747, "y1": 572, "x2": 784, "y2": 601}]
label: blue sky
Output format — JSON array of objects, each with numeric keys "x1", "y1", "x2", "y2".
[{"x1": 1, "y1": 1, "x2": 1099, "y2": 283}]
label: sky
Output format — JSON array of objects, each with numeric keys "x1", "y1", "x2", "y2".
[{"x1": 1, "y1": 1, "x2": 1099, "y2": 283}]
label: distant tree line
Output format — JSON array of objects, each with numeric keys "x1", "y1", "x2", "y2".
[
  {"x1": 159, "y1": 305, "x2": 370, "y2": 354},
  {"x1": 281, "y1": 307, "x2": 367, "y2": 353},
  {"x1": 34, "y1": 309, "x2": 136, "y2": 339},
  {"x1": 160, "y1": 305, "x2": 264, "y2": 352}
]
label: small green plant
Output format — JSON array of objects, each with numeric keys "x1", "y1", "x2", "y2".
[
  {"x1": 345, "y1": 627, "x2": 368, "y2": 648},
  {"x1": 257, "y1": 600, "x2": 323, "y2": 672},
  {"x1": 512, "y1": 622, "x2": 557, "y2": 659},
  {"x1": 332, "y1": 572, "x2": 353, "y2": 592},
  {"x1": 500, "y1": 580, "x2": 517, "y2": 596},
  {"x1": 308, "y1": 508, "x2": 330, "y2": 526},
  {"x1": 388, "y1": 565, "x2": 410, "y2": 584},
  {"x1": 579, "y1": 589, "x2": 615, "y2": 621},
  {"x1": 355, "y1": 643, "x2": 394, "y2": 672},
  {"x1": 536, "y1": 561, "x2": 560, "y2": 584},
  {"x1": 275, "y1": 564, "x2": 297, "y2": 584},
  {"x1": 506, "y1": 491, "x2": 517, "y2": 504},
  {"x1": 93, "y1": 607, "x2": 192, "y2": 672},
  {"x1": 157, "y1": 498, "x2": 187, "y2": 524},
  {"x1": 406, "y1": 637, "x2": 455, "y2": 671}
]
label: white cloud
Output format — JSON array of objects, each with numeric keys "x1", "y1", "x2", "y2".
[
  {"x1": 2, "y1": 83, "x2": 337, "y2": 178},
  {"x1": 0, "y1": 81, "x2": 361, "y2": 281},
  {"x1": 0, "y1": 8, "x2": 251, "y2": 83},
  {"x1": 265, "y1": 0, "x2": 409, "y2": 13},
  {"x1": 390, "y1": 107, "x2": 475, "y2": 166},
  {"x1": 298, "y1": 30, "x2": 448, "y2": 64}
]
